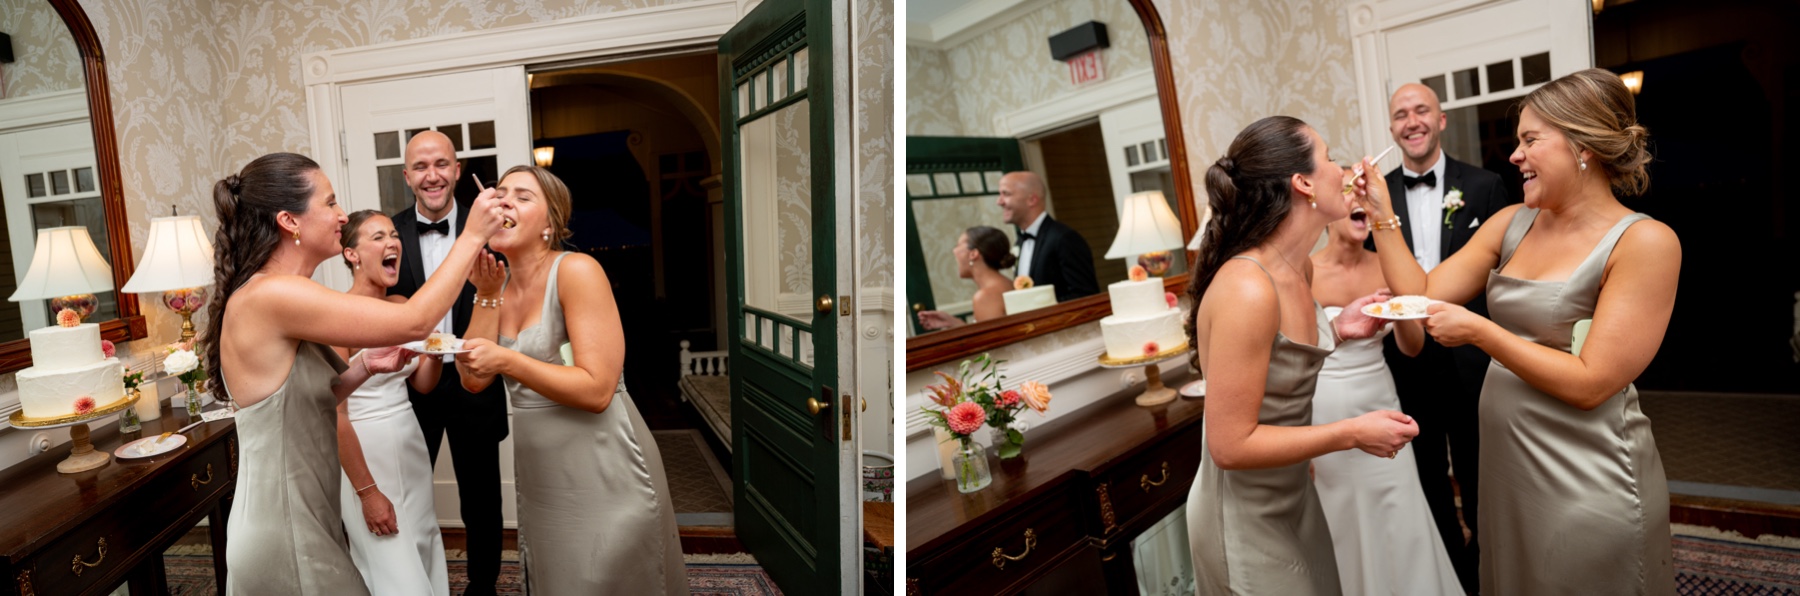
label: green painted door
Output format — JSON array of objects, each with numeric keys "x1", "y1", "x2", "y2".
[
  {"x1": 904, "y1": 136, "x2": 1024, "y2": 334},
  {"x1": 720, "y1": 0, "x2": 841, "y2": 592}
]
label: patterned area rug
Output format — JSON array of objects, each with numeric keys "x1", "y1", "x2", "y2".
[
  {"x1": 163, "y1": 553, "x2": 781, "y2": 595},
  {"x1": 654, "y1": 428, "x2": 735, "y2": 527},
  {"x1": 1675, "y1": 534, "x2": 1800, "y2": 595}
]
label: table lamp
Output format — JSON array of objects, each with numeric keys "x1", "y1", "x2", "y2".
[
  {"x1": 121, "y1": 214, "x2": 214, "y2": 344},
  {"x1": 1104, "y1": 190, "x2": 1184, "y2": 276},
  {"x1": 8, "y1": 226, "x2": 115, "y2": 320}
]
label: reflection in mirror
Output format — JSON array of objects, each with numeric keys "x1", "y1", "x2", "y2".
[
  {"x1": 905, "y1": 0, "x2": 1184, "y2": 338},
  {"x1": 0, "y1": 0, "x2": 115, "y2": 341}
]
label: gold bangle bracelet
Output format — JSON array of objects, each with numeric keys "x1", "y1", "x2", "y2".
[
  {"x1": 474, "y1": 295, "x2": 504, "y2": 308},
  {"x1": 1372, "y1": 217, "x2": 1402, "y2": 231}
]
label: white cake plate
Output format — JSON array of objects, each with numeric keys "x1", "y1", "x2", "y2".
[
  {"x1": 7, "y1": 392, "x2": 140, "y2": 473},
  {"x1": 1098, "y1": 342, "x2": 1191, "y2": 407}
]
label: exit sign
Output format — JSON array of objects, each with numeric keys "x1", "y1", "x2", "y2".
[{"x1": 1068, "y1": 50, "x2": 1105, "y2": 87}]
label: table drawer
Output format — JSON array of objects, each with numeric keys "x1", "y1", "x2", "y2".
[
  {"x1": 141, "y1": 436, "x2": 234, "y2": 517},
  {"x1": 914, "y1": 482, "x2": 1088, "y2": 595},
  {"x1": 1093, "y1": 424, "x2": 1205, "y2": 535}
]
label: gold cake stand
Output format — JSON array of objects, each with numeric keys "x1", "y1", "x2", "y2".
[
  {"x1": 8, "y1": 392, "x2": 140, "y2": 473},
  {"x1": 1098, "y1": 341, "x2": 1191, "y2": 407}
]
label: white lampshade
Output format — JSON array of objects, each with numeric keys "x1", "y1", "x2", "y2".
[
  {"x1": 121, "y1": 215, "x2": 214, "y2": 293},
  {"x1": 9, "y1": 226, "x2": 114, "y2": 301},
  {"x1": 1104, "y1": 190, "x2": 1185, "y2": 259}
]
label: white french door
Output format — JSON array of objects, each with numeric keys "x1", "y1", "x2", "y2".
[
  {"x1": 334, "y1": 66, "x2": 532, "y2": 529},
  {"x1": 1351, "y1": 0, "x2": 1594, "y2": 171},
  {"x1": 0, "y1": 114, "x2": 104, "y2": 331}
]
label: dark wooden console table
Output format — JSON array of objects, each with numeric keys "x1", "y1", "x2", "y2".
[
  {"x1": 0, "y1": 402, "x2": 237, "y2": 596},
  {"x1": 907, "y1": 378, "x2": 1206, "y2": 595}
]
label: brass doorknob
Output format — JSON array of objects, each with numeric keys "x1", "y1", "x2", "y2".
[
  {"x1": 807, "y1": 397, "x2": 831, "y2": 415},
  {"x1": 815, "y1": 295, "x2": 834, "y2": 312},
  {"x1": 912, "y1": 303, "x2": 924, "y2": 312}
]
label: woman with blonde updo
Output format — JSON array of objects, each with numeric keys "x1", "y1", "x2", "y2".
[
  {"x1": 1353, "y1": 68, "x2": 1679, "y2": 594},
  {"x1": 454, "y1": 165, "x2": 685, "y2": 593},
  {"x1": 1183, "y1": 116, "x2": 1419, "y2": 594}
]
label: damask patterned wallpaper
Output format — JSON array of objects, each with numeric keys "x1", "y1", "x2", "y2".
[
  {"x1": 855, "y1": 0, "x2": 894, "y2": 291},
  {"x1": 1, "y1": 0, "x2": 83, "y2": 98},
  {"x1": 910, "y1": 0, "x2": 1153, "y2": 138},
  {"x1": 905, "y1": 45, "x2": 960, "y2": 136}
]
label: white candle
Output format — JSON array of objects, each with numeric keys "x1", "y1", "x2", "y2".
[
  {"x1": 934, "y1": 426, "x2": 958, "y2": 480},
  {"x1": 134, "y1": 381, "x2": 162, "y2": 421}
]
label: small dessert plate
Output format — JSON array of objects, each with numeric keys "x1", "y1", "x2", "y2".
[
  {"x1": 1361, "y1": 296, "x2": 1434, "y2": 321},
  {"x1": 402, "y1": 339, "x2": 471, "y2": 355},
  {"x1": 1179, "y1": 379, "x2": 1206, "y2": 398},
  {"x1": 116, "y1": 434, "x2": 186, "y2": 459}
]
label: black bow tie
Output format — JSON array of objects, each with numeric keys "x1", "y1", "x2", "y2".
[
  {"x1": 418, "y1": 219, "x2": 450, "y2": 236},
  {"x1": 1016, "y1": 231, "x2": 1035, "y2": 246},
  {"x1": 1402, "y1": 171, "x2": 1437, "y2": 189}
]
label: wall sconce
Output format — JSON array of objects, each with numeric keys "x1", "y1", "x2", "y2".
[
  {"x1": 1620, "y1": 71, "x2": 1643, "y2": 95},
  {"x1": 533, "y1": 146, "x2": 555, "y2": 167},
  {"x1": 1592, "y1": 0, "x2": 1604, "y2": 14}
]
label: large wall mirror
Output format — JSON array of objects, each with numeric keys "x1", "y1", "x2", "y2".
[
  {"x1": 904, "y1": 0, "x2": 1194, "y2": 370},
  {"x1": 0, "y1": 0, "x2": 145, "y2": 372}
]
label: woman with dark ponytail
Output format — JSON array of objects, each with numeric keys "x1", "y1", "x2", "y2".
[
  {"x1": 203, "y1": 152, "x2": 502, "y2": 595},
  {"x1": 1182, "y1": 116, "x2": 1419, "y2": 594},
  {"x1": 1354, "y1": 68, "x2": 1677, "y2": 594},
  {"x1": 917, "y1": 225, "x2": 1018, "y2": 329}
]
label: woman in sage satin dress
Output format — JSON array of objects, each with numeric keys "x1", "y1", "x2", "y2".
[
  {"x1": 1354, "y1": 69, "x2": 1679, "y2": 595},
  {"x1": 202, "y1": 153, "x2": 504, "y2": 595},
  {"x1": 456, "y1": 165, "x2": 686, "y2": 594},
  {"x1": 1183, "y1": 116, "x2": 1420, "y2": 595}
]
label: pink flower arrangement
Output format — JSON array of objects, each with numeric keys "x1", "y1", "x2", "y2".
[
  {"x1": 73, "y1": 396, "x2": 95, "y2": 415},
  {"x1": 101, "y1": 340, "x2": 115, "y2": 359},
  {"x1": 946, "y1": 402, "x2": 986, "y2": 435}
]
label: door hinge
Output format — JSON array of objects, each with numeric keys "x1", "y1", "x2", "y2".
[
  {"x1": 339, "y1": 130, "x2": 349, "y2": 162},
  {"x1": 839, "y1": 295, "x2": 850, "y2": 317},
  {"x1": 841, "y1": 393, "x2": 853, "y2": 442}
]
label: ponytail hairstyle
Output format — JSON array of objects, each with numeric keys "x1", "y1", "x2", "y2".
[
  {"x1": 963, "y1": 225, "x2": 1017, "y2": 270},
  {"x1": 202, "y1": 152, "x2": 323, "y2": 394},
  {"x1": 339, "y1": 210, "x2": 386, "y2": 270},
  {"x1": 1184, "y1": 116, "x2": 1318, "y2": 346}
]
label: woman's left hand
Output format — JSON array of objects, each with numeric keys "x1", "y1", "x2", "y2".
[
  {"x1": 454, "y1": 338, "x2": 512, "y2": 378},
  {"x1": 1424, "y1": 302, "x2": 1490, "y2": 347},
  {"x1": 363, "y1": 346, "x2": 417, "y2": 374},
  {"x1": 1335, "y1": 290, "x2": 1394, "y2": 340}
]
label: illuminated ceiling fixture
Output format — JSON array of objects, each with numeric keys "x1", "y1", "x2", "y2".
[
  {"x1": 533, "y1": 146, "x2": 555, "y2": 167},
  {"x1": 1620, "y1": 70, "x2": 1643, "y2": 95}
]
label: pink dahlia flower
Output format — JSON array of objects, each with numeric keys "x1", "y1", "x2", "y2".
[
  {"x1": 946, "y1": 401, "x2": 986, "y2": 435},
  {"x1": 997, "y1": 389, "x2": 1022, "y2": 408}
]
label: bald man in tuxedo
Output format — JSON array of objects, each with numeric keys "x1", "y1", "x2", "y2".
[{"x1": 996, "y1": 171, "x2": 1098, "y2": 301}]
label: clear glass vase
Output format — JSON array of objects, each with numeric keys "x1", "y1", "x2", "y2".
[
  {"x1": 119, "y1": 389, "x2": 142, "y2": 433},
  {"x1": 953, "y1": 442, "x2": 992, "y2": 493},
  {"x1": 185, "y1": 382, "x2": 202, "y2": 417}
]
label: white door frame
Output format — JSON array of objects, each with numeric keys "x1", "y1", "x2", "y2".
[{"x1": 1348, "y1": 0, "x2": 1593, "y2": 172}]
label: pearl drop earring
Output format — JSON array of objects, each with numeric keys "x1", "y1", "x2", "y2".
[{"x1": 1580, "y1": 159, "x2": 1588, "y2": 171}]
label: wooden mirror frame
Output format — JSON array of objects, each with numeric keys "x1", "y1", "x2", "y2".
[
  {"x1": 0, "y1": 0, "x2": 148, "y2": 373},
  {"x1": 905, "y1": 0, "x2": 1195, "y2": 371}
]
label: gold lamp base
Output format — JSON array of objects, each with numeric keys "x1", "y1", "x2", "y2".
[{"x1": 1138, "y1": 251, "x2": 1174, "y2": 277}]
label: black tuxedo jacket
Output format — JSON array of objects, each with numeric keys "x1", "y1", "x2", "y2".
[
  {"x1": 1022, "y1": 215, "x2": 1099, "y2": 302},
  {"x1": 1370, "y1": 155, "x2": 1516, "y2": 381},
  {"x1": 389, "y1": 199, "x2": 509, "y2": 441}
]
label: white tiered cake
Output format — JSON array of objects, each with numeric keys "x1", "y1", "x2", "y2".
[
  {"x1": 1002, "y1": 285, "x2": 1056, "y2": 316},
  {"x1": 17, "y1": 322, "x2": 124, "y2": 418},
  {"x1": 1099, "y1": 275, "x2": 1185, "y2": 360}
]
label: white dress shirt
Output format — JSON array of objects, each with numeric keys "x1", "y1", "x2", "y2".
[
  {"x1": 1014, "y1": 211, "x2": 1048, "y2": 279},
  {"x1": 1402, "y1": 150, "x2": 1448, "y2": 272},
  {"x1": 416, "y1": 203, "x2": 458, "y2": 341}
]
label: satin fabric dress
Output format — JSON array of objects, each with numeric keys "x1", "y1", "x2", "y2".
[
  {"x1": 1479, "y1": 208, "x2": 1673, "y2": 595},
  {"x1": 499, "y1": 253, "x2": 687, "y2": 594},
  {"x1": 1311, "y1": 307, "x2": 1463, "y2": 596},
  {"x1": 336, "y1": 354, "x2": 449, "y2": 595},
  {"x1": 1186, "y1": 256, "x2": 1342, "y2": 595},
  {"x1": 224, "y1": 341, "x2": 369, "y2": 595}
]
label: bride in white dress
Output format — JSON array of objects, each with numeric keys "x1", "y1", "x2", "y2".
[
  {"x1": 333, "y1": 210, "x2": 450, "y2": 595},
  {"x1": 1310, "y1": 205, "x2": 1463, "y2": 596}
]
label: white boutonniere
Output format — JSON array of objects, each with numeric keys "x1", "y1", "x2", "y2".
[{"x1": 1442, "y1": 188, "x2": 1465, "y2": 228}]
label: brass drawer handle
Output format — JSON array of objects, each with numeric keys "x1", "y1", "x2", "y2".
[
  {"x1": 1141, "y1": 462, "x2": 1170, "y2": 492},
  {"x1": 70, "y1": 537, "x2": 106, "y2": 576},
  {"x1": 191, "y1": 464, "x2": 213, "y2": 490},
  {"x1": 990, "y1": 528, "x2": 1037, "y2": 570}
]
